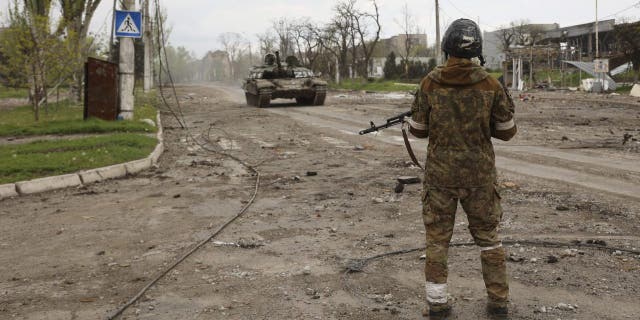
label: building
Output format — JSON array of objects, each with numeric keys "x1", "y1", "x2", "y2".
[
  {"x1": 368, "y1": 33, "x2": 431, "y2": 78},
  {"x1": 483, "y1": 20, "x2": 618, "y2": 71},
  {"x1": 483, "y1": 23, "x2": 559, "y2": 70}
]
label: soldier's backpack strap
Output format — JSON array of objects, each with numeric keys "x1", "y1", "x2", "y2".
[{"x1": 402, "y1": 123, "x2": 424, "y2": 170}]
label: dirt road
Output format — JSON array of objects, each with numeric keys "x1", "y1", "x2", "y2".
[{"x1": 1, "y1": 84, "x2": 639, "y2": 320}]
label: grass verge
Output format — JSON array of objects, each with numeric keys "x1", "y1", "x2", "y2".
[
  {"x1": 330, "y1": 79, "x2": 418, "y2": 92},
  {"x1": 0, "y1": 133, "x2": 157, "y2": 184},
  {"x1": 0, "y1": 91, "x2": 157, "y2": 137},
  {"x1": 0, "y1": 86, "x2": 29, "y2": 99}
]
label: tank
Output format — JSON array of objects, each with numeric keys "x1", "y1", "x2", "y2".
[{"x1": 242, "y1": 52, "x2": 328, "y2": 107}]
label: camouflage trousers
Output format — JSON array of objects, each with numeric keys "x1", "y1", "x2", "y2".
[{"x1": 422, "y1": 185, "x2": 509, "y2": 307}]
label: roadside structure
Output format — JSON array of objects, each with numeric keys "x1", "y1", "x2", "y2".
[{"x1": 483, "y1": 19, "x2": 628, "y2": 89}]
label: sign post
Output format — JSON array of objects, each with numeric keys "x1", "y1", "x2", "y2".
[
  {"x1": 594, "y1": 59, "x2": 609, "y2": 93},
  {"x1": 115, "y1": 3, "x2": 141, "y2": 120},
  {"x1": 115, "y1": 10, "x2": 143, "y2": 38}
]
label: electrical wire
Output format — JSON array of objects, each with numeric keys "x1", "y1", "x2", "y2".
[
  {"x1": 105, "y1": 1, "x2": 262, "y2": 318},
  {"x1": 602, "y1": 1, "x2": 640, "y2": 19}
]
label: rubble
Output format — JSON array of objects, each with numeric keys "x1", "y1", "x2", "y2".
[{"x1": 556, "y1": 303, "x2": 578, "y2": 311}]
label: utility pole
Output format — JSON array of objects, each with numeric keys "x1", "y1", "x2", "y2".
[
  {"x1": 109, "y1": 0, "x2": 116, "y2": 61},
  {"x1": 143, "y1": 0, "x2": 153, "y2": 92},
  {"x1": 435, "y1": 0, "x2": 442, "y2": 64},
  {"x1": 595, "y1": 0, "x2": 599, "y2": 59},
  {"x1": 595, "y1": 0, "x2": 603, "y2": 93},
  {"x1": 119, "y1": 0, "x2": 136, "y2": 120}
]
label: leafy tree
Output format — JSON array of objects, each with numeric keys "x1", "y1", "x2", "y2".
[
  {"x1": 0, "y1": 0, "x2": 74, "y2": 120},
  {"x1": 56, "y1": 0, "x2": 103, "y2": 101},
  {"x1": 615, "y1": 21, "x2": 640, "y2": 83}
]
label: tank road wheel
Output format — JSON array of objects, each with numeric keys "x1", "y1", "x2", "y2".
[
  {"x1": 257, "y1": 93, "x2": 271, "y2": 108},
  {"x1": 245, "y1": 92, "x2": 258, "y2": 106},
  {"x1": 313, "y1": 91, "x2": 326, "y2": 106},
  {"x1": 296, "y1": 97, "x2": 313, "y2": 106}
]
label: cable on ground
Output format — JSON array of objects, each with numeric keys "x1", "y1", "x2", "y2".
[
  {"x1": 343, "y1": 239, "x2": 640, "y2": 273},
  {"x1": 106, "y1": 2, "x2": 261, "y2": 318}
]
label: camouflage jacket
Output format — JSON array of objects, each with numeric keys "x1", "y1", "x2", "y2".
[{"x1": 409, "y1": 57, "x2": 517, "y2": 188}]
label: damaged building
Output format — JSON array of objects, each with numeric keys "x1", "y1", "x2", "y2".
[{"x1": 483, "y1": 19, "x2": 631, "y2": 89}]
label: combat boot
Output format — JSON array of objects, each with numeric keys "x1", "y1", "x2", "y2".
[
  {"x1": 486, "y1": 302, "x2": 509, "y2": 319},
  {"x1": 422, "y1": 303, "x2": 451, "y2": 319}
]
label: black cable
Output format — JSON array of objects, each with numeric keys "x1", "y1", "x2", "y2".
[
  {"x1": 344, "y1": 239, "x2": 640, "y2": 273},
  {"x1": 105, "y1": 2, "x2": 262, "y2": 319}
]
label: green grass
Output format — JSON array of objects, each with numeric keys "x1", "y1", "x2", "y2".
[
  {"x1": 0, "y1": 133, "x2": 157, "y2": 184},
  {"x1": 615, "y1": 85, "x2": 634, "y2": 94},
  {"x1": 0, "y1": 92, "x2": 157, "y2": 137},
  {"x1": 0, "y1": 86, "x2": 29, "y2": 99},
  {"x1": 330, "y1": 79, "x2": 418, "y2": 92},
  {"x1": 535, "y1": 70, "x2": 592, "y2": 87}
]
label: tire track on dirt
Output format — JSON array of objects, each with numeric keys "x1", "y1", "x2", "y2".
[{"x1": 264, "y1": 104, "x2": 640, "y2": 200}]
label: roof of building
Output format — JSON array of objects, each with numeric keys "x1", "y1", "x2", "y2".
[{"x1": 544, "y1": 19, "x2": 616, "y2": 40}]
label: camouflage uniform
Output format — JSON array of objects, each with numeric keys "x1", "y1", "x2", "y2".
[{"x1": 408, "y1": 57, "x2": 517, "y2": 311}]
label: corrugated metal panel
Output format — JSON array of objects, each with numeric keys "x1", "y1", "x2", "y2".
[
  {"x1": 563, "y1": 60, "x2": 617, "y2": 90},
  {"x1": 84, "y1": 58, "x2": 118, "y2": 121}
]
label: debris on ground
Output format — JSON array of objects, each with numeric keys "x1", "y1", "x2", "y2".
[{"x1": 397, "y1": 176, "x2": 421, "y2": 184}]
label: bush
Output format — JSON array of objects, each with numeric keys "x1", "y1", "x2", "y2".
[{"x1": 383, "y1": 51, "x2": 400, "y2": 80}]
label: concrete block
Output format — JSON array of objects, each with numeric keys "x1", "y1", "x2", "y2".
[
  {"x1": 631, "y1": 84, "x2": 640, "y2": 98},
  {"x1": 125, "y1": 158, "x2": 152, "y2": 175},
  {"x1": 0, "y1": 183, "x2": 18, "y2": 200},
  {"x1": 78, "y1": 169, "x2": 104, "y2": 185},
  {"x1": 16, "y1": 174, "x2": 82, "y2": 195},
  {"x1": 156, "y1": 112, "x2": 164, "y2": 142},
  {"x1": 150, "y1": 142, "x2": 164, "y2": 165},
  {"x1": 94, "y1": 164, "x2": 127, "y2": 180}
]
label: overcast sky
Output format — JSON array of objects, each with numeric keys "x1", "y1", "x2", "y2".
[{"x1": 1, "y1": 0, "x2": 639, "y2": 57}]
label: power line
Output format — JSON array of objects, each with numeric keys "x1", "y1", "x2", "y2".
[
  {"x1": 602, "y1": 1, "x2": 640, "y2": 19},
  {"x1": 442, "y1": 0, "x2": 501, "y2": 30}
]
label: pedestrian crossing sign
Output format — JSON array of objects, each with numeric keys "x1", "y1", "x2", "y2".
[{"x1": 115, "y1": 10, "x2": 142, "y2": 38}]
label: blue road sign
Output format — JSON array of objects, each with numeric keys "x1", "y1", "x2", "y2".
[{"x1": 115, "y1": 10, "x2": 142, "y2": 38}]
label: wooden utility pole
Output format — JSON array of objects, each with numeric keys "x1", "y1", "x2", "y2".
[
  {"x1": 143, "y1": 0, "x2": 153, "y2": 92},
  {"x1": 119, "y1": 0, "x2": 136, "y2": 120},
  {"x1": 435, "y1": 0, "x2": 442, "y2": 63}
]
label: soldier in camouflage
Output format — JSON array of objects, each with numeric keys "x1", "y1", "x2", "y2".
[{"x1": 408, "y1": 19, "x2": 517, "y2": 319}]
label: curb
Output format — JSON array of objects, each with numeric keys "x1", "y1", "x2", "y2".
[
  {"x1": 0, "y1": 183, "x2": 18, "y2": 199},
  {"x1": 16, "y1": 174, "x2": 82, "y2": 196},
  {"x1": 0, "y1": 112, "x2": 164, "y2": 201}
]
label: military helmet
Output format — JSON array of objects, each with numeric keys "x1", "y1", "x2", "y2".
[
  {"x1": 264, "y1": 53, "x2": 276, "y2": 65},
  {"x1": 442, "y1": 18, "x2": 483, "y2": 59}
]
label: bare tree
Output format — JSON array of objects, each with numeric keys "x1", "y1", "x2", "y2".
[
  {"x1": 349, "y1": 0, "x2": 381, "y2": 77},
  {"x1": 218, "y1": 32, "x2": 245, "y2": 79},
  {"x1": 395, "y1": 2, "x2": 417, "y2": 77},
  {"x1": 496, "y1": 25, "x2": 516, "y2": 53},
  {"x1": 273, "y1": 18, "x2": 294, "y2": 56},
  {"x1": 317, "y1": 6, "x2": 352, "y2": 81},
  {"x1": 57, "y1": 0, "x2": 103, "y2": 101},
  {"x1": 257, "y1": 31, "x2": 277, "y2": 57},
  {"x1": 510, "y1": 20, "x2": 531, "y2": 46}
]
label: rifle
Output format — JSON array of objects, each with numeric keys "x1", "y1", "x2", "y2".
[
  {"x1": 358, "y1": 110, "x2": 424, "y2": 170},
  {"x1": 358, "y1": 111, "x2": 412, "y2": 135}
]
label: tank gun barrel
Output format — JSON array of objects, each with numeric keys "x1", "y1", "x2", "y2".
[{"x1": 275, "y1": 51, "x2": 283, "y2": 71}]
